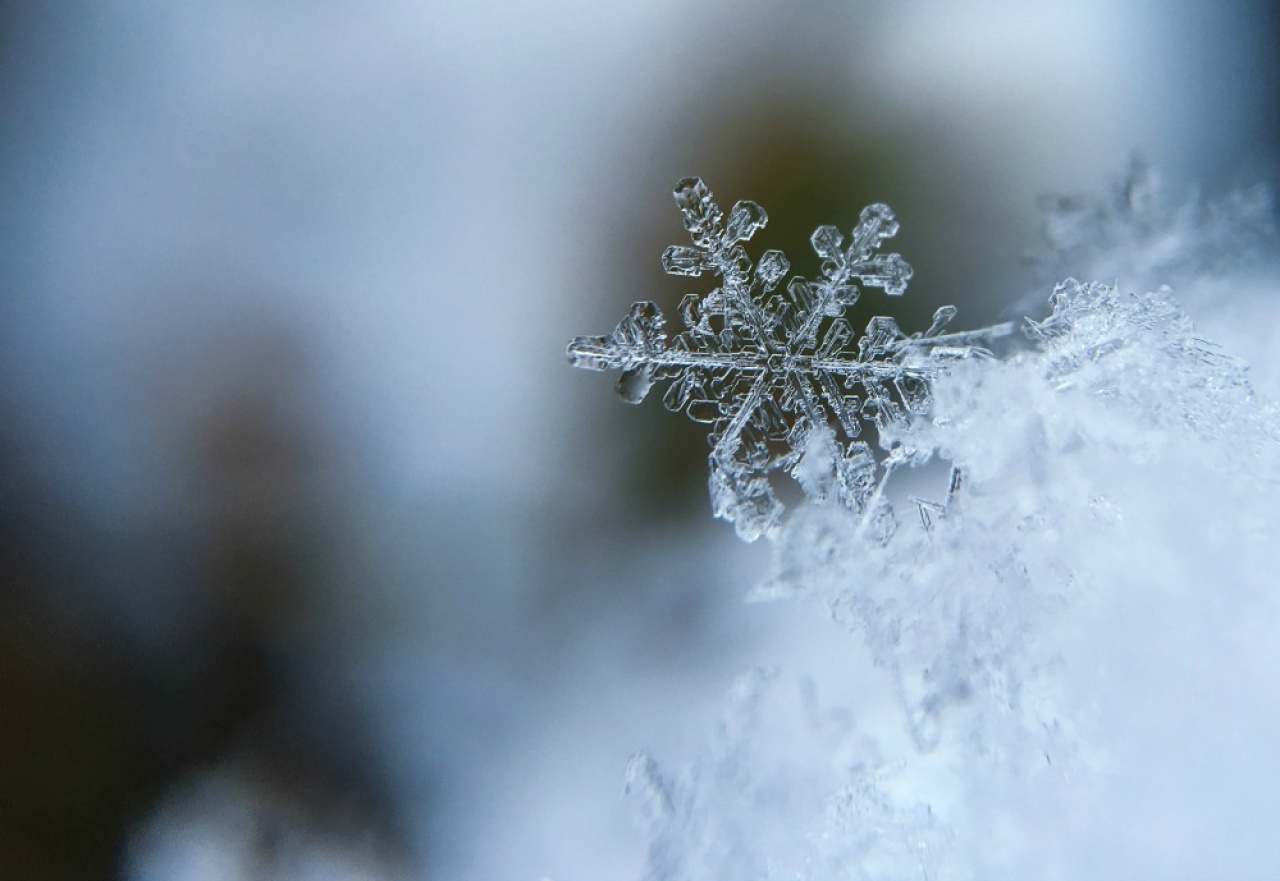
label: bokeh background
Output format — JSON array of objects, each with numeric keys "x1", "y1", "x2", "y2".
[{"x1": 2, "y1": 2, "x2": 1278, "y2": 879}]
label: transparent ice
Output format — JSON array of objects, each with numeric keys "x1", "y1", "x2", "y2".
[
  {"x1": 631, "y1": 281, "x2": 1279, "y2": 879},
  {"x1": 567, "y1": 174, "x2": 1280, "y2": 879},
  {"x1": 567, "y1": 178, "x2": 1013, "y2": 541}
]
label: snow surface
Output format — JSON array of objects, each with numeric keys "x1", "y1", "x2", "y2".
[{"x1": 623, "y1": 176, "x2": 1280, "y2": 880}]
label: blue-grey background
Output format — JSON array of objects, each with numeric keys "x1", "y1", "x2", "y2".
[{"x1": 2, "y1": 2, "x2": 1277, "y2": 878}]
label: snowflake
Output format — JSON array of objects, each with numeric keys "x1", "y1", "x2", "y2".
[{"x1": 568, "y1": 177, "x2": 1013, "y2": 541}]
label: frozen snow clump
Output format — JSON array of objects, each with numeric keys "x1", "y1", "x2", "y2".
[{"x1": 571, "y1": 175, "x2": 1280, "y2": 879}]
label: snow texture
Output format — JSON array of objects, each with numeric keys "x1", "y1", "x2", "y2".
[
  {"x1": 629, "y1": 275, "x2": 1280, "y2": 879},
  {"x1": 571, "y1": 172, "x2": 1280, "y2": 879},
  {"x1": 567, "y1": 178, "x2": 1014, "y2": 541},
  {"x1": 1027, "y1": 157, "x2": 1276, "y2": 308}
]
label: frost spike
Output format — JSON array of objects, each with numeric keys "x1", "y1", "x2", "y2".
[
  {"x1": 859, "y1": 253, "x2": 912, "y2": 297},
  {"x1": 662, "y1": 245, "x2": 711, "y2": 276},
  {"x1": 566, "y1": 301, "x2": 666, "y2": 372},
  {"x1": 849, "y1": 203, "x2": 900, "y2": 254},
  {"x1": 755, "y1": 249, "x2": 789, "y2": 290},
  {"x1": 811, "y1": 225, "x2": 845, "y2": 263},
  {"x1": 672, "y1": 176, "x2": 722, "y2": 240},
  {"x1": 926, "y1": 305, "x2": 959, "y2": 337},
  {"x1": 726, "y1": 200, "x2": 768, "y2": 243}
]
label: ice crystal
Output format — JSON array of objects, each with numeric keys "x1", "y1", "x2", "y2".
[
  {"x1": 624, "y1": 272, "x2": 1280, "y2": 881},
  {"x1": 567, "y1": 178, "x2": 1014, "y2": 540},
  {"x1": 571, "y1": 170, "x2": 1280, "y2": 880}
]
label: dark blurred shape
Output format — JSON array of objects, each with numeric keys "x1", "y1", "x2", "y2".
[
  {"x1": 195, "y1": 337, "x2": 321, "y2": 654},
  {"x1": 0, "y1": 319, "x2": 407, "y2": 879},
  {"x1": 0, "y1": 586, "x2": 153, "y2": 879},
  {"x1": 0, "y1": 406, "x2": 170, "y2": 878}
]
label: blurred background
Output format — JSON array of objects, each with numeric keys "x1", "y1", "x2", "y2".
[{"x1": 1, "y1": 1, "x2": 1277, "y2": 878}]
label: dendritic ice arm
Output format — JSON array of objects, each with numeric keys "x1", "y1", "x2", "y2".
[{"x1": 568, "y1": 177, "x2": 1014, "y2": 541}]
